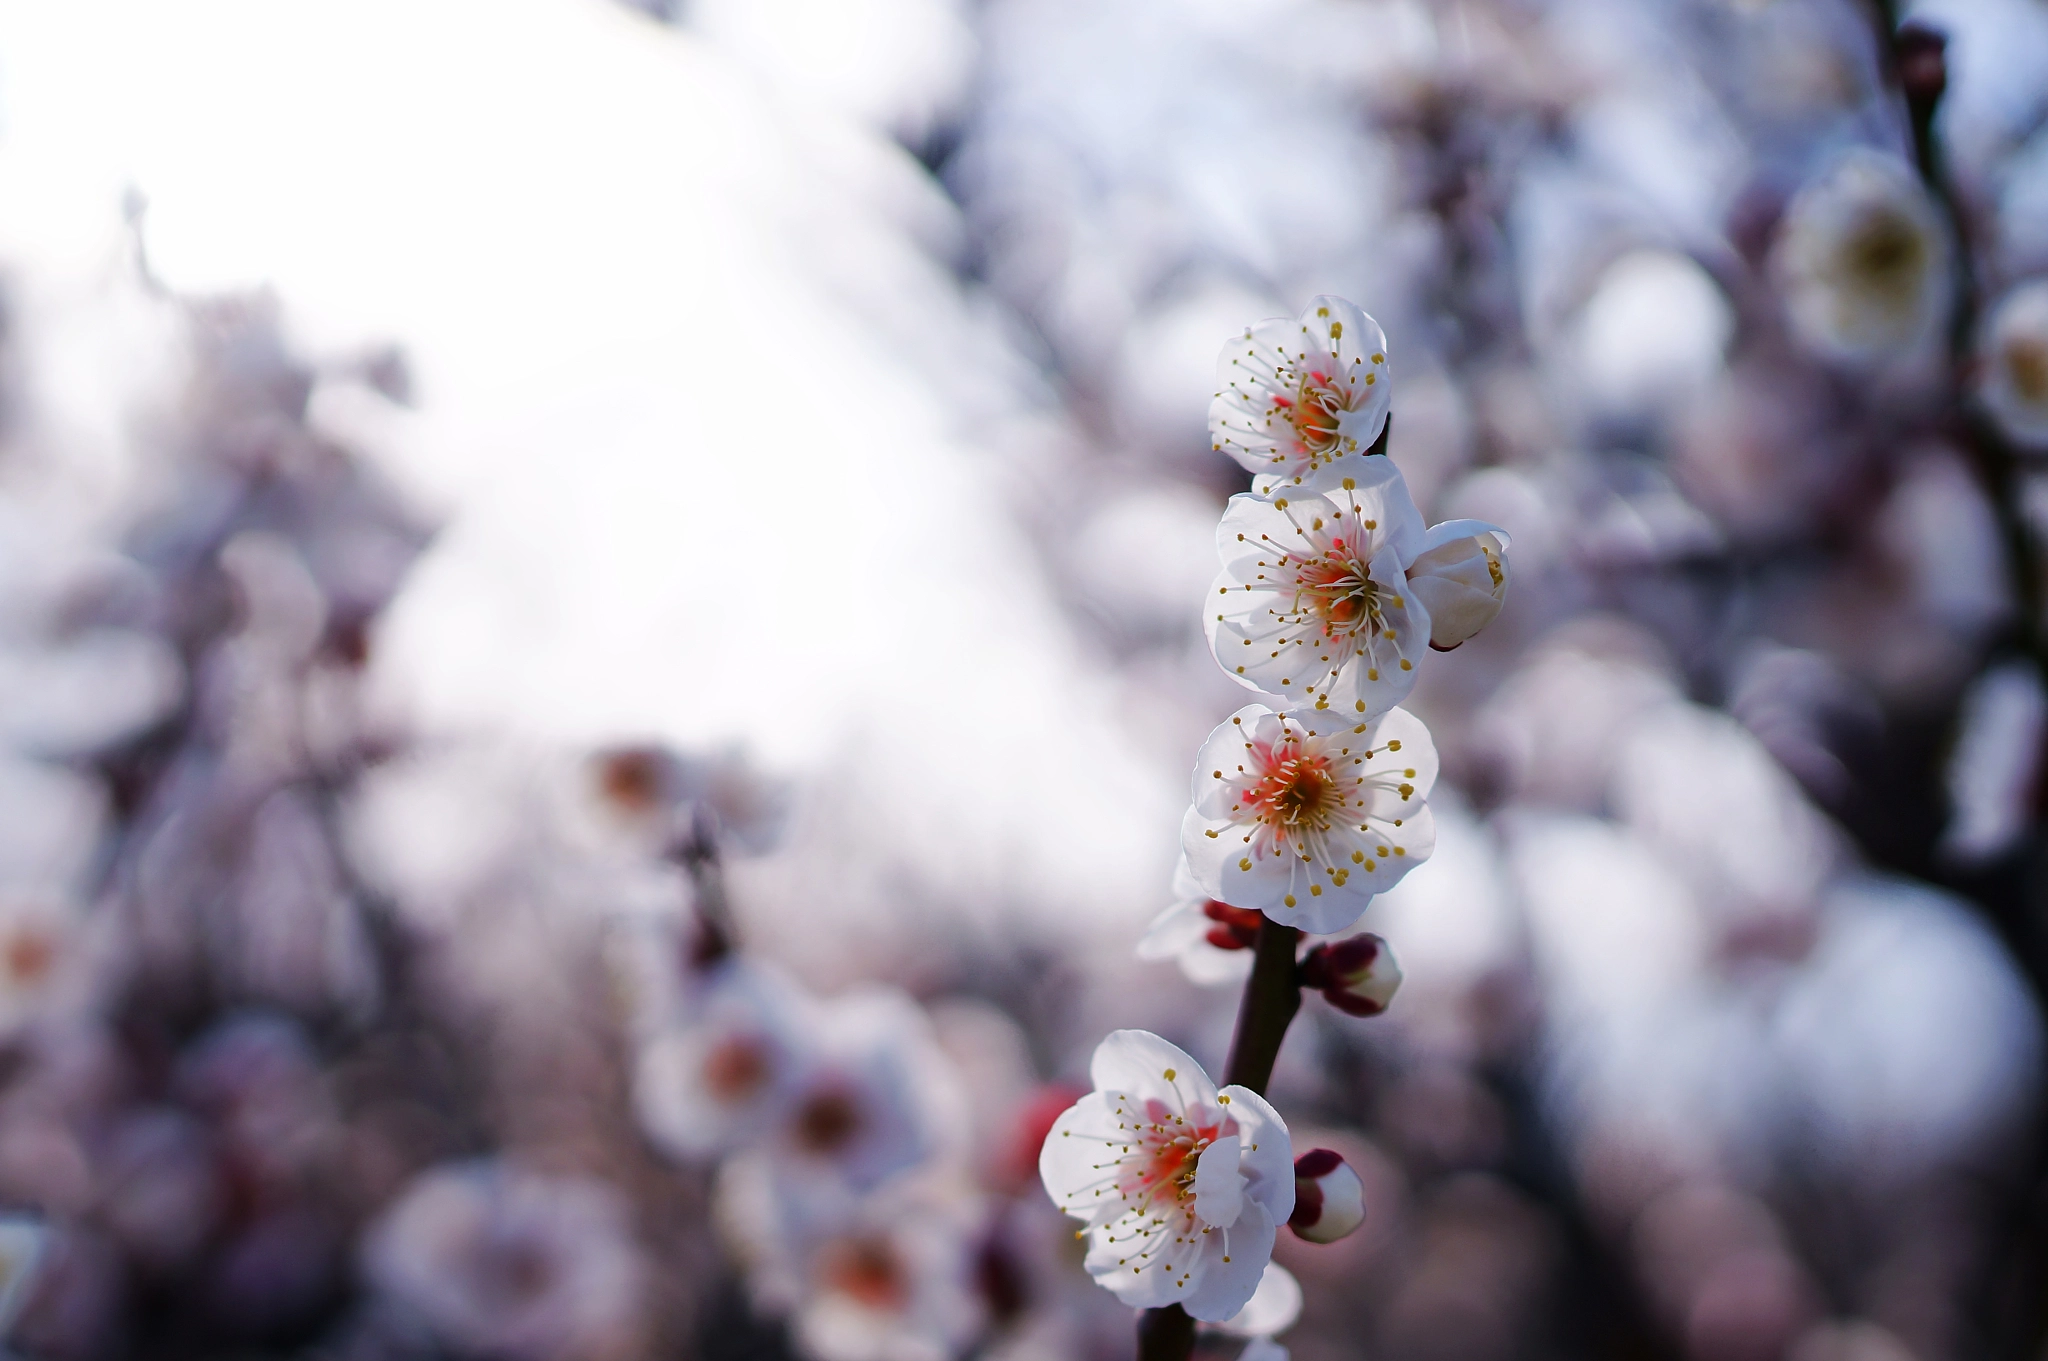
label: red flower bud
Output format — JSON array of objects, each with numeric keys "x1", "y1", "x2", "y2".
[
  {"x1": 1288, "y1": 1149, "x2": 1366, "y2": 1243},
  {"x1": 1895, "y1": 21, "x2": 1946, "y2": 116},
  {"x1": 1298, "y1": 933, "x2": 1402, "y2": 1017},
  {"x1": 1201, "y1": 900, "x2": 1264, "y2": 951}
]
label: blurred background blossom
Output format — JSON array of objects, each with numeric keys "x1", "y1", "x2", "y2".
[{"x1": 1, "y1": 0, "x2": 2048, "y2": 1358}]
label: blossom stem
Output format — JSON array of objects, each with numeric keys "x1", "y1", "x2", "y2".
[
  {"x1": 1135, "y1": 1300, "x2": 1196, "y2": 1360},
  {"x1": 673, "y1": 804, "x2": 737, "y2": 966},
  {"x1": 1137, "y1": 918, "x2": 1304, "y2": 1360},
  {"x1": 1223, "y1": 919, "x2": 1305, "y2": 1092},
  {"x1": 1870, "y1": 7, "x2": 2048, "y2": 681}
]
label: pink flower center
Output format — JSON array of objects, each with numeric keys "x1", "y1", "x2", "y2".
[
  {"x1": 1110, "y1": 1098, "x2": 1236, "y2": 1217},
  {"x1": 1271, "y1": 369, "x2": 1345, "y2": 454},
  {"x1": 3, "y1": 928, "x2": 54, "y2": 986},
  {"x1": 1242, "y1": 743, "x2": 1343, "y2": 842},
  {"x1": 793, "y1": 1085, "x2": 865, "y2": 1154},
  {"x1": 821, "y1": 1234, "x2": 908, "y2": 1311},
  {"x1": 1292, "y1": 542, "x2": 1381, "y2": 638},
  {"x1": 701, "y1": 1035, "x2": 772, "y2": 1102}
]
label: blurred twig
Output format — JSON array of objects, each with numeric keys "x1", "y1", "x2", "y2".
[{"x1": 1866, "y1": 6, "x2": 2048, "y2": 1357}]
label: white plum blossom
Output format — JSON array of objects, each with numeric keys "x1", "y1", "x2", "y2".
[
  {"x1": 1183, "y1": 703, "x2": 1437, "y2": 935},
  {"x1": 1208, "y1": 459, "x2": 1431, "y2": 717},
  {"x1": 1039, "y1": 1031, "x2": 1293, "y2": 1321},
  {"x1": 1774, "y1": 150, "x2": 1951, "y2": 364},
  {"x1": 363, "y1": 1161, "x2": 646, "y2": 1361},
  {"x1": 1210, "y1": 296, "x2": 1392, "y2": 486},
  {"x1": 1135, "y1": 859, "x2": 1259, "y2": 987},
  {"x1": 1979, "y1": 279, "x2": 2048, "y2": 447},
  {"x1": 634, "y1": 959, "x2": 812, "y2": 1160},
  {"x1": 1405, "y1": 520, "x2": 1511, "y2": 651},
  {"x1": 769, "y1": 988, "x2": 961, "y2": 1195},
  {"x1": 0, "y1": 900, "x2": 84, "y2": 1040},
  {"x1": 789, "y1": 1191, "x2": 986, "y2": 1361}
]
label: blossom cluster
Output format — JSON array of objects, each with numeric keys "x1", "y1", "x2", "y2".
[
  {"x1": 0, "y1": 273, "x2": 1148, "y2": 1361},
  {"x1": 1040, "y1": 299, "x2": 1510, "y2": 1348}
]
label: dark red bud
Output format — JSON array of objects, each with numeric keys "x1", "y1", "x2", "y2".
[
  {"x1": 1289, "y1": 1149, "x2": 1366, "y2": 1242},
  {"x1": 1300, "y1": 935, "x2": 1400, "y2": 1017},
  {"x1": 1202, "y1": 900, "x2": 1265, "y2": 932},
  {"x1": 1204, "y1": 924, "x2": 1254, "y2": 951},
  {"x1": 1896, "y1": 21, "x2": 1947, "y2": 113},
  {"x1": 1294, "y1": 1148, "x2": 1344, "y2": 1178},
  {"x1": 1201, "y1": 901, "x2": 1263, "y2": 949}
]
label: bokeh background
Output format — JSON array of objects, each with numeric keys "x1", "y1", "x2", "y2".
[{"x1": 2, "y1": 0, "x2": 2048, "y2": 1358}]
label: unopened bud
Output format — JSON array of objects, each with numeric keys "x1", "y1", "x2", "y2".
[
  {"x1": 1288, "y1": 1149, "x2": 1366, "y2": 1243},
  {"x1": 1299, "y1": 934, "x2": 1401, "y2": 1017},
  {"x1": 1202, "y1": 900, "x2": 1265, "y2": 951},
  {"x1": 1405, "y1": 520, "x2": 1509, "y2": 651},
  {"x1": 1895, "y1": 22, "x2": 1946, "y2": 117}
]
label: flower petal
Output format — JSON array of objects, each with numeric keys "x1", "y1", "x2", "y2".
[
  {"x1": 1219, "y1": 1263, "x2": 1303, "y2": 1338},
  {"x1": 1182, "y1": 1200, "x2": 1276, "y2": 1322},
  {"x1": 1192, "y1": 1135, "x2": 1245, "y2": 1228},
  {"x1": 1089, "y1": 1030, "x2": 1217, "y2": 1111},
  {"x1": 1217, "y1": 1084, "x2": 1295, "y2": 1226}
]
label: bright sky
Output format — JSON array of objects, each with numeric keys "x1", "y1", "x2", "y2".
[{"x1": 0, "y1": 0, "x2": 1178, "y2": 939}]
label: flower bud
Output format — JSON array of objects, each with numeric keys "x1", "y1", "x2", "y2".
[
  {"x1": 1404, "y1": 520, "x2": 1508, "y2": 651},
  {"x1": 1202, "y1": 900, "x2": 1265, "y2": 951},
  {"x1": 1981, "y1": 280, "x2": 2048, "y2": 448},
  {"x1": 1287, "y1": 1149, "x2": 1366, "y2": 1244},
  {"x1": 1894, "y1": 22, "x2": 1947, "y2": 118},
  {"x1": 1299, "y1": 934, "x2": 1401, "y2": 1017}
]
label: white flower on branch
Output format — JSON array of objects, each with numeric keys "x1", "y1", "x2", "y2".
[
  {"x1": 1039, "y1": 1031, "x2": 1293, "y2": 1321},
  {"x1": 1183, "y1": 704, "x2": 1437, "y2": 935},
  {"x1": 1208, "y1": 459, "x2": 1431, "y2": 718},
  {"x1": 634, "y1": 960, "x2": 813, "y2": 1161},
  {"x1": 1980, "y1": 279, "x2": 2048, "y2": 448},
  {"x1": 364, "y1": 1162, "x2": 646, "y2": 1361},
  {"x1": 769, "y1": 989, "x2": 960, "y2": 1196},
  {"x1": 789, "y1": 1190, "x2": 986, "y2": 1361},
  {"x1": 1774, "y1": 150, "x2": 1951, "y2": 365},
  {"x1": 1210, "y1": 297, "x2": 1392, "y2": 486},
  {"x1": 1404, "y1": 519, "x2": 1511, "y2": 651}
]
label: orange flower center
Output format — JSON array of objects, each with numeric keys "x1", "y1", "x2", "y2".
[
  {"x1": 1271, "y1": 371, "x2": 1344, "y2": 453},
  {"x1": 822, "y1": 1235, "x2": 908, "y2": 1311},
  {"x1": 1244, "y1": 748, "x2": 1342, "y2": 836},
  {"x1": 701, "y1": 1035, "x2": 771, "y2": 1102}
]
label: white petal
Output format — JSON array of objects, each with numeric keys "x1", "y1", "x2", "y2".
[
  {"x1": 1219, "y1": 1262, "x2": 1303, "y2": 1338},
  {"x1": 1136, "y1": 899, "x2": 1212, "y2": 962},
  {"x1": 1089, "y1": 1030, "x2": 1217, "y2": 1110},
  {"x1": 1182, "y1": 1200, "x2": 1276, "y2": 1322},
  {"x1": 1370, "y1": 707, "x2": 1440, "y2": 798},
  {"x1": 1263, "y1": 875, "x2": 1378, "y2": 935},
  {"x1": 1299, "y1": 455, "x2": 1425, "y2": 562},
  {"x1": 1242, "y1": 1339, "x2": 1291, "y2": 1361},
  {"x1": 1179, "y1": 941, "x2": 1256, "y2": 987},
  {"x1": 1418, "y1": 516, "x2": 1511, "y2": 555},
  {"x1": 1217, "y1": 1084, "x2": 1294, "y2": 1225},
  {"x1": 1192, "y1": 1135, "x2": 1245, "y2": 1228},
  {"x1": 1037, "y1": 1092, "x2": 1124, "y2": 1217}
]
